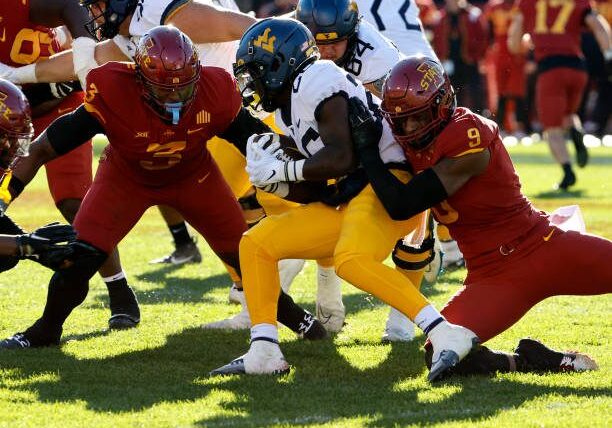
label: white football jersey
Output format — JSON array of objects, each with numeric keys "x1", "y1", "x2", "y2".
[
  {"x1": 345, "y1": 20, "x2": 403, "y2": 85},
  {"x1": 274, "y1": 60, "x2": 404, "y2": 165},
  {"x1": 113, "y1": 0, "x2": 238, "y2": 72},
  {"x1": 354, "y1": 0, "x2": 438, "y2": 60}
]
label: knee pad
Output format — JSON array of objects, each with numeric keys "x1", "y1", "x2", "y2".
[{"x1": 392, "y1": 236, "x2": 435, "y2": 272}]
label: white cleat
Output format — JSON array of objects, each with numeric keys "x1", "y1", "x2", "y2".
[
  {"x1": 440, "y1": 240, "x2": 464, "y2": 269},
  {"x1": 278, "y1": 259, "x2": 306, "y2": 293},
  {"x1": 210, "y1": 339, "x2": 290, "y2": 376},
  {"x1": 203, "y1": 293, "x2": 251, "y2": 330},
  {"x1": 427, "y1": 321, "x2": 479, "y2": 382},
  {"x1": 382, "y1": 307, "x2": 415, "y2": 342},
  {"x1": 316, "y1": 266, "x2": 345, "y2": 333},
  {"x1": 228, "y1": 283, "x2": 244, "y2": 305}
]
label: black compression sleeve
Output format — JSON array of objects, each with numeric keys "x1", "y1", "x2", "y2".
[
  {"x1": 47, "y1": 105, "x2": 104, "y2": 156},
  {"x1": 218, "y1": 108, "x2": 273, "y2": 156},
  {"x1": 21, "y1": 81, "x2": 82, "y2": 108},
  {"x1": 358, "y1": 145, "x2": 448, "y2": 220}
]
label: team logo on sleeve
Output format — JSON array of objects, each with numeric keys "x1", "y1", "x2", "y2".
[{"x1": 253, "y1": 28, "x2": 276, "y2": 53}]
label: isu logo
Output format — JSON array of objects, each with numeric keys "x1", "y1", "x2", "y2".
[
  {"x1": 0, "y1": 91, "x2": 13, "y2": 121},
  {"x1": 417, "y1": 62, "x2": 442, "y2": 91},
  {"x1": 196, "y1": 110, "x2": 210, "y2": 124},
  {"x1": 253, "y1": 28, "x2": 276, "y2": 53}
]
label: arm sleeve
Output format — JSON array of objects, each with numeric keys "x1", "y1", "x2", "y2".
[
  {"x1": 358, "y1": 145, "x2": 448, "y2": 220},
  {"x1": 47, "y1": 105, "x2": 104, "y2": 156},
  {"x1": 218, "y1": 107, "x2": 273, "y2": 156},
  {"x1": 22, "y1": 81, "x2": 82, "y2": 108}
]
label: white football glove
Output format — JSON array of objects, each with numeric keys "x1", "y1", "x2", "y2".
[
  {"x1": 246, "y1": 133, "x2": 305, "y2": 186},
  {"x1": 0, "y1": 62, "x2": 37, "y2": 84}
]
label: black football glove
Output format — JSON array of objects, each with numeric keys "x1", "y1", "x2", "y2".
[
  {"x1": 320, "y1": 169, "x2": 369, "y2": 207},
  {"x1": 348, "y1": 96, "x2": 383, "y2": 153},
  {"x1": 16, "y1": 222, "x2": 77, "y2": 270}
]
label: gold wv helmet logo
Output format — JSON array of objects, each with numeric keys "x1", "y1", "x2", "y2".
[{"x1": 253, "y1": 28, "x2": 276, "y2": 53}]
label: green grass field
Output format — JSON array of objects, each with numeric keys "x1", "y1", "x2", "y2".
[{"x1": 0, "y1": 139, "x2": 610, "y2": 427}]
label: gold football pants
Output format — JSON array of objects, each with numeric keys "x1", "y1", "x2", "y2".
[{"x1": 240, "y1": 173, "x2": 430, "y2": 326}]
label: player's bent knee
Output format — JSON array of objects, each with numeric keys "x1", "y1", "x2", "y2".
[{"x1": 392, "y1": 237, "x2": 435, "y2": 272}]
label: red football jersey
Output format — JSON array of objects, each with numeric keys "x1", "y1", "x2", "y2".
[
  {"x1": 486, "y1": 0, "x2": 515, "y2": 48},
  {"x1": 0, "y1": 0, "x2": 61, "y2": 66},
  {"x1": 516, "y1": 0, "x2": 592, "y2": 61},
  {"x1": 405, "y1": 108, "x2": 549, "y2": 268},
  {"x1": 83, "y1": 62, "x2": 242, "y2": 187}
]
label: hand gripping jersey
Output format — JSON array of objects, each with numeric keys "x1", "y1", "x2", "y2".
[
  {"x1": 83, "y1": 62, "x2": 242, "y2": 186},
  {"x1": 113, "y1": 0, "x2": 239, "y2": 71},
  {"x1": 0, "y1": 1, "x2": 61, "y2": 67},
  {"x1": 404, "y1": 107, "x2": 549, "y2": 270},
  {"x1": 274, "y1": 60, "x2": 404, "y2": 165},
  {"x1": 516, "y1": 0, "x2": 593, "y2": 61},
  {"x1": 354, "y1": 0, "x2": 438, "y2": 59}
]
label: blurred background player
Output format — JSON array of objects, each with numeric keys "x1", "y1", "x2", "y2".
[
  {"x1": 484, "y1": 0, "x2": 528, "y2": 137},
  {"x1": 508, "y1": 0, "x2": 611, "y2": 190},
  {"x1": 0, "y1": 0, "x2": 140, "y2": 329}
]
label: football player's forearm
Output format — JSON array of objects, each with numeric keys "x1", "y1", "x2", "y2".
[
  {"x1": 359, "y1": 147, "x2": 447, "y2": 220},
  {"x1": 302, "y1": 146, "x2": 357, "y2": 181},
  {"x1": 507, "y1": 15, "x2": 524, "y2": 54},
  {"x1": 10, "y1": 136, "x2": 58, "y2": 190},
  {"x1": 586, "y1": 13, "x2": 611, "y2": 53},
  {"x1": 35, "y1": 51, "x2": 78, "y2": 83},
  {"x1": 0, "y1": 236, "x2": 19, "y2": 257}
]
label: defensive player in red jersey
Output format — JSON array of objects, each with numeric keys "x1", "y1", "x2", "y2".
[
  {"x1": 0, "y1": 26, "x2": 326, "y2": 349},
  {"x1": 508, "y1": 0, "x2": 611, "y2": 190},
  {"x1": 0, "y1": 78, "x2": 76, "y2": 273},
  {"x1": 484, "y1": 0, "x2": 528, "y2": 135},
  {"x1": 0, "y1": 0, "x2": 140, "y2": 329},
  {"x1": 351, "y1": 56, "x2": 612, "y2": 376}
]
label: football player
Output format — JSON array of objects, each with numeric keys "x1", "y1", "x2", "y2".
[
  {"x1": 508, "y1": 0, "x2": 611, "y2": 190},
  {"x1": 0, "y1": 26, "x2": 327, "y2": 350},
  {"x1": 0, "y1": 78, "x2": 76, "y2": 273},
  {"x1": 210, "y1": 18, "x2": 478, "y2": 382},
  {"x1": 0, "y1": 0, "x2": 140, "y2": 329},
  {"x1": 351, "y1": 56, "x2": 612, "y2": 376}
]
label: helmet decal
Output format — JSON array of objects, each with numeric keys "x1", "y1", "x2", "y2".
[{"x1": 253, "y1": 28, "x2": 276, "y2": 54}]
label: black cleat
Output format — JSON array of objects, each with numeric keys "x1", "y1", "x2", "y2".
[
  {"x1": 149, "y1": 237, "x2": 202, "y2": 265},
  {"x1": 108, "y1": 284, "x2": 141, "y2": 330},
  {"x1": 515, "y1": 338, "x2": 598, "y2": 372},
  {"x1": 557, "y1": 170, "x2": 576, "y2": 191},
  {"x1": 108, "y1": 313, "x2": 140, "y2": 330},
  {"x1": 0, "y1": 332, "x2": 60, "y2": 350},
  {"x1": 570, "y1": 127, "x2": 588, "y2": 168}
]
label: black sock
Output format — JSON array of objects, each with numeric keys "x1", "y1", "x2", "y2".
[
  {"x1": 106, "y1": 278, "x2": 139, "y2": 316},
  {"x1": 168, "y1": 222, "x2": 192, "y2": 247},
  {"x1": 277, "y1": 291, "x2": 327, "y2": 340}
]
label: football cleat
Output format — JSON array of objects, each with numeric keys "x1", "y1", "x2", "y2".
[
  {"x1": 427, "y1": 321, "x2": 479, "y2": 382},
  {"x1": 228, "y1": 283, "x2": 244, "y2": 305},
  {"x1": 0, "y1": 332, "x2": 60, "y2": 350},
  {"x1": 382, "y1": 307, "x2": 415, "y2": 342},
  {"x1": 316, "y1": 266, "x2": 345, "y2": 333},
  {"x1": 202, "y1": 307, "x2": 251, "y2": 330},
  {"x1": 108, "y1": 284, "x2": 141, "y2": 330},
  {"x1": 108, "y1": 313, "x2": 140, "y2": 330},
  {"x1": 515, "y1": 338, "x2": 598, "y2": 372},
  {"x1": 209, "y1": 339, "x2": 290, "y2": 376},
  {"x1": 556, "y1": 169, "x2": 576, "y2": 191},
  {"x1": 278, "y1": 259, "x2": 306, "y2": 293},
  {"x1": 149, "y1": 237, "x2": 202, "y2": 265},
  {"x1": 570, "y1": 126, "x2": 588, "y2": 168},
  {"x1": 440, "y1": 240, "x2": 464, "y2": 269}
]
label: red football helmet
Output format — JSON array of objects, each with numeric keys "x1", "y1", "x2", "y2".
[
  {"x1": 381, "y1": 56, "x2": 456, "y2": 151},
  {"x1": 0, "y1": 79, "x2": 34, "y2": 169},
  {"x1": 134, "y1": 26, "x2": 201, "y2": 125}
]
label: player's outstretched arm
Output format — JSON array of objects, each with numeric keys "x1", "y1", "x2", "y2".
[{"x1": 167, "y1": 0, "x2": 257, "y2": 44}]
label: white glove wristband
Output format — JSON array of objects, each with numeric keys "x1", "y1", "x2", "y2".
[
  {"x1": 10, "y1": 63, "x2": 37, "y2": 84},
  {"x1": 72, "y1": 37, "x2": 99, "y2": 89},
  {"x1": 284, "y1": 159, "x2": 305, "y2": 182}
]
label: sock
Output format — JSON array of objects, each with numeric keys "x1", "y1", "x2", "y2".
[
  {"x1": 414, "y1": 304, "x2": 444, "y2": 335},
  {"x1": 277, "y1": 291, "x2": 327, "y2": 340},
  {"x1": 251, "y1": 323, "x2": 278, "y2": 342},
  {"x1": 562, "y1": 163, "x2": 573, "y2": 175},
  {"x1": 103, "y1": 271, "x2": 138, "y2": 315},
  {"x1": 168, "y1": 221, "x2": 191, "y2": 247}
]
